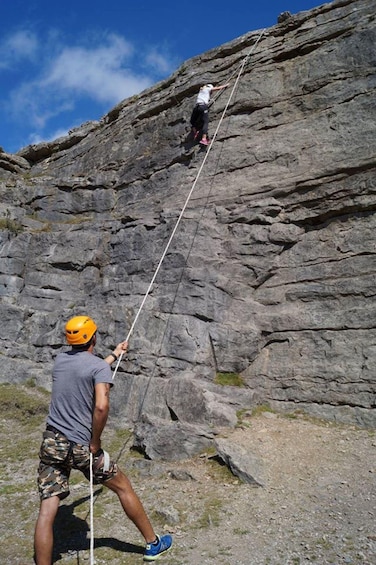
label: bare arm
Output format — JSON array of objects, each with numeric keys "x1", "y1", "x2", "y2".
[
  {"x1": 90, "y1": 382, "x2": 111, "y2": 454},
  {"x1": 212, "y1": 83, "x2": 230, "y2": 92},
  {"x1": 104, "y1": 340, "x2": 128, "y2": 365}
]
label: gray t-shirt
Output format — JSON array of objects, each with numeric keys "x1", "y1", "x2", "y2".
[{"x1": 47, "y1": 350, "x2": 113, "y2": 445}]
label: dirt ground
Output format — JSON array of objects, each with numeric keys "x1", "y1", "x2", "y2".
[{"x1": 1, "y1": 395, "x2": 375, "y2": 565}]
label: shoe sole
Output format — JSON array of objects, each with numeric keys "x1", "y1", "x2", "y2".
[{"x1": 143, "y1": 546, "x2": 172, "y2": 561}]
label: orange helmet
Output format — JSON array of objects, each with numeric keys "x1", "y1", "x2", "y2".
[{"x1": 65, "y1": 316, "x2": 97, "y2": 345}]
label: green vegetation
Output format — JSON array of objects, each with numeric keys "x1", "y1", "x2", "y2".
[
  {"x1": 2, "y1": 434, "x2": 41, "y2": 462},
  {"x1": 0, "y1": 384, "x2": 49, "y2": 462},
  {"x1": 207, "y1": 455, "x2": 238, "y2": 482},
  {"x1": 0, "y1": 383, "x2": 49, "y2": 426},
  {"x1": 214, "y1": 372, "x2": 245, "y2": 387},
  {"x1": 25, "y1": 377, "x2": 36, "y2": 388},
  {"x1": 0, "y1": 483, "x2": 22, "y2": 496},
  {"x1": 195, "y1": 496, "x2": 223, "y2": 528},
  {"x1": 0, "y1": 216, "x2": 23, "y2": 234},
  {"x1": 105, "y1": 427, "x2": 133, "y2": 456},
  {"x1": 251, "y1": 404, "x2": 275, "y2": 416},
  {"x1": 236, "y1": 408, "x2": 252, "y2": 428}
]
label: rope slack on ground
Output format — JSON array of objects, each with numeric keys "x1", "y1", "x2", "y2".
[{"x1": 111, "y1": 28, "x2": 265, "y2": 381}]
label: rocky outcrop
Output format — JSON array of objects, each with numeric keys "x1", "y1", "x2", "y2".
[
  {"x1": 0, "y1": 0, "x2": 375, "y2": 458},
  {"x1": 215, "y1": 437, "x2": 265, "y2": 485}
]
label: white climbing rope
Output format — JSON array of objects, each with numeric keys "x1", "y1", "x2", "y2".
[
  {"x1": 210, "y1": 29, "x2": 265, "y2": 107},
  {"x1": 89, "y1": 452, "x2": 94, "y2": 565},
  {"x1": 112, "y1": 28, "x2": 265, "y2": 380},
  {"x1": 90, "y1": 28, "x2": 265, "y2": 565}
]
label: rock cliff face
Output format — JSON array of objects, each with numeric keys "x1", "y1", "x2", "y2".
[{"x1": 0, "y1": 0, "x2": 375, "y2": 456}]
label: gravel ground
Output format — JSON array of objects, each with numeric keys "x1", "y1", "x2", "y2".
[
  {"x1": 1, "y1": 408, "x2": 375, "y2": 564},
  {"x1": 168, "y1": 413, "x2": 376, "y2": 565}
]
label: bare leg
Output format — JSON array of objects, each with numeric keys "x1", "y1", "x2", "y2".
[
  {"x1": 34, "y1": 495, "x2": 60, "y2": 565},
  {"x1": 105, "y1": 468, "x2": 156, "y2": 543}
]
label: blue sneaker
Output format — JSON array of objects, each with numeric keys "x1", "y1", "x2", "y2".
[{"x1": 144, "y1": 534, "x2": 172, "y2": 561}]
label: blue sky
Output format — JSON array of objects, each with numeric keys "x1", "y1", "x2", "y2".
[{"x1": 1, "y1": 0, "x2": 325, "y2": 154}]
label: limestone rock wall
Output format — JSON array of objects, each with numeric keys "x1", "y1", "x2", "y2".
[{"x1": 0, "y1": 0, "x2": 375, "y2": 445}]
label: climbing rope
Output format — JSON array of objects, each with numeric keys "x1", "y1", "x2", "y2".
[
  {"x1": 111, "y1": 28, "x2": 265, "y2": 380},
  {"x1": 89, "y1": 452, "x2": 94, "y2": 565},
  {"x1": 210, "y1": 29, "x2": 265, "y2": 106},
  {"x1": 112, "y1": 28, "x2": 265, "y2": 379},
  {"x1": 84, "y1": 27, "x2": 266, "y2": 565}
]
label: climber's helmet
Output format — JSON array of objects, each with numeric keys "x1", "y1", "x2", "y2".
[{"x1": 65, "y1": 315, "x2": 97, "y2": 346}]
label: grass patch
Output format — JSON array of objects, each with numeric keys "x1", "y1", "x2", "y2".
[
  {"x1": 0, "y1": 217, "x2": 23, "y2": 234},
  {"x1": 25, "y1": 377, "x2": 36, "y2": 388},
  {"x1": 105, "y1": 427, "x2": 133, "y2": 458},
  {"x1": 0, "y1": 383, "x2": 49, "y2": 426},
  {"x1": 0, "y1": 484, "x2": 21, "y2": 495},
  {"x1": 236, "y1": 408, "x2": 253, "y2": 428},
  {"x1": 251, "y1": 404, "x2": 275, "y2": 417},
  {"x1": 214, "y1": 372, "x2": 245, "y2": 387},
  {"x1": 1, "y1": 434, "x2": 40, "y2": 461},
  {"x1": 207, "y1": 455, "x2": 237, "y2": 482},
  {"x1": 195, "y1": 497, "x2": 223, "y2": 528}
]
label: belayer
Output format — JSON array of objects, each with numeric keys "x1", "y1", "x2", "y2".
[
  {"x1": 190, "y1": 81, "x2": 230, "y2": 146},
  {"x1": 34, "y1": 315, "x2": 172, "y2": 563}
]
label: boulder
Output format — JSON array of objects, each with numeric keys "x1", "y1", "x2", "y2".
[{"x1": 215, "y1": 438, "x2": 264, "y2": 486}]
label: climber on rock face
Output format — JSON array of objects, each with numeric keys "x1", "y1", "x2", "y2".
[{"x1": 190, "y1": 82, "x2": 229, "y2": 146}]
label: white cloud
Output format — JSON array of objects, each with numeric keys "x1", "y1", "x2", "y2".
[
  {"x1": 42, "y1": 34, "x2": 152, "y2": 104},
  {"x1": 0, "y1": 30, "x2": 38, "y2": 69},
  {"x1": 8, "y1": 81, "x2": 75, "y2": 129},
  {"x1": 4, "y1": 29, "x2": 178, "y2": 149},
  {"x1": 28, "y1": 126, "x2": 72, "y2": 146},
  {"x1": 145, "y1": 48, "x2": 175, "y2": 75}
]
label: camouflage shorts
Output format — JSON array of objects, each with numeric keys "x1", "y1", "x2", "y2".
[{"x1": 37, "y1": 429, "x2": 117, "y2": 500}]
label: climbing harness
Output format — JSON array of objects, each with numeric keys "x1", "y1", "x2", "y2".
[{"x1": 111, "y1": 28, "x2": 265, "y2": 380}]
